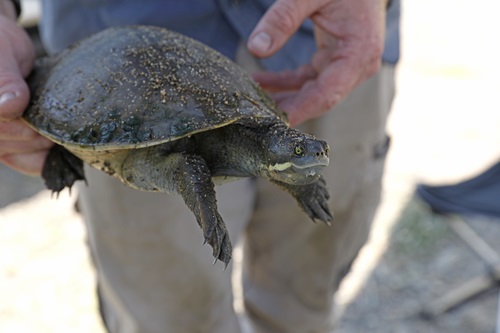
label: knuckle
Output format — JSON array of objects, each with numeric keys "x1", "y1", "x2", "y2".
[{"x1": 268, "y1": 1, "x2": 301, "y2": 35}]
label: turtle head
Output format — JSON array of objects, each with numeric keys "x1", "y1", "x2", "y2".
[{"x1": 263, "y1": 126, "x2": 330, "y2": 185}]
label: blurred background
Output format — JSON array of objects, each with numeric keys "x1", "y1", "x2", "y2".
[{"x1": 1, "y1": 0, "x2": 500, "y2": 332}]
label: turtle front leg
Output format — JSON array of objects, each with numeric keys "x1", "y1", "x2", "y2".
[
  {"x1": 122, "y1": 149, "x2": 232, "y2": 265},
  {"x1": 271, "y1": 176, "x2": 334, "y2": 224},
  {"x1": 174, "y1": 154, "x2": 232, "y2": 265}
]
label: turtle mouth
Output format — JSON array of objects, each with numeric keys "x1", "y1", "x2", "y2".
[
  {"x1": 291, "y1": 157, "x2": 329, "y2": 177},
  {"x1": 265, "y1": 156, "x2": 329, "y2": 185}
]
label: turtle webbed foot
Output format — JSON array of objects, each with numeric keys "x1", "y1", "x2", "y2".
[
  {"x1": 273, "y1": 176, "x2": 333, "y2": 224},
  {"x1": 42, "y1": 145, "x2": 86, "y2": 194},
  {"x1": 301, "y1": 176, "x2": 334, "y2": 224},
  {"x1": 202, "y1": 209, "x2": 232, "y2": 267}
]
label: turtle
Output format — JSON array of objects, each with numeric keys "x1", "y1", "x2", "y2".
[{"x1": 23, "y1": 25, "x2": 332, "y2": 265}]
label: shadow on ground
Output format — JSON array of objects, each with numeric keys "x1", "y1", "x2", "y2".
[{"x1": 335, "y1": 194, "x2": 500, "y2": 333}]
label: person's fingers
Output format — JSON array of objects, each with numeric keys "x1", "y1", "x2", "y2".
[
  {"x1": 0, "y1": 150, "x2": 48, "y2": 176},
  {"x1": 266, "y1": 14, "x2": 384, "y2": 126},
  {"x1": 259, "y1": 42, "x2": 366, "y2": 126},
  {"x1": 0, "y1": 16, "x2": 36, "y2": 121},
  {"x1": 0, "y1": 119, "x2": 40, "y2": 140},
  {"x1": 0, "y1": 136, "x2": 53, "y2": 155},
  {"x1": 0, "y1": 15, "x2": 44, "y2": 176},
  {"x1": 252, "y1": 64, "x2": 317, "y2": 92},
  {"x1": 255, "y1": 55, "x2": 358, "y2": 126},
  {"x1": 269, "y1": 90, "x2": 297, "y2": 105},
  {"x1": 247, "y1": 0, "x2": 327, "y2": 57},
  {"x1": 0, "y1": 16, "x2": 35, "y2": 76},
  {"x1": 0, "y1": 77, "x2": 31, "y2": 121},
  {"x1": 278, "y1": 59, "x2": 357, "y2": 126}
]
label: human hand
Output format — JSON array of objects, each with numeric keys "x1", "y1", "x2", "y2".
[
  {"x1": 247, "y1": 0, "x2": 386, "y2": 126},
  {"x1": 0, "y1": 13, "x2": 51, "y2": 175}
]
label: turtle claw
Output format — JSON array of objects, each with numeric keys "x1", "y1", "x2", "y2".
[
  {"x1": 42, "y1": 145, "x2": 86, "y2": 194},
  {"x1": 202, "y1": 211, "x2": 232, "y2": 266},
  {"x1": 302, "y1": 176, "x2": 333, "y2": 224},
  {"x1": 273, "y1": 176, "x2": 333, "y2": 225}
]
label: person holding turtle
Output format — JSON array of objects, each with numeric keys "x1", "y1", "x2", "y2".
[{"x1": 0, "y1": 0, "x2": 400, "y2": 332}]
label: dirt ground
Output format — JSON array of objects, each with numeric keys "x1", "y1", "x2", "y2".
[{"x1": 2, "y1": 0, "x2": 500, "y2": 332}]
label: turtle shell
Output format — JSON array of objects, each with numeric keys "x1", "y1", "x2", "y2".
[{"x1": 24, "y1": 25, "x2": 285, "y2": 150}]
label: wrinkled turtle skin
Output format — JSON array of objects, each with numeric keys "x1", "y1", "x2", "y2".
[{"x1": 23, "y1": 25, "x2": 332, "y2": 265}]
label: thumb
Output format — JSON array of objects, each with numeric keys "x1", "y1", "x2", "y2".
[
  {"x1": 247, "y1": 0, "x2": 322, "y2": 57},
  {"x1": 0, "y1": 16, "x2": 35, "y2": 121},
  {"x1": 0, "y1": 67, "x2": 31, "y2": 121}
]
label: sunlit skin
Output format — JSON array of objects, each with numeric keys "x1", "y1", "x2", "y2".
[{"x1": 247, "y1": 0, "x2": 386, "y2": 126}]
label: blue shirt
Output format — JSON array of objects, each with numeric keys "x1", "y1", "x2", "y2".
[{"x1": 40, "y1": 0, "x2": 400, "y2": 71}]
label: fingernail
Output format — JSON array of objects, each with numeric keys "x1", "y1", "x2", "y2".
[
  {"x1": 0, "y1": 92, "x2": 17, "y2": 105},
  {"x1": 249, "y1": 31, "x2": 272, "y2": 53}
]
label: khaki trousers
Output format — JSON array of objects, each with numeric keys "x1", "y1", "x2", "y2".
[{"x1": 78, "y1": 55, "x2": 395, "y2": 332}]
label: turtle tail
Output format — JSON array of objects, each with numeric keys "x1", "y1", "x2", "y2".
[{"x1": 42, "y1": 145, "x2": 86, "y2": 195}]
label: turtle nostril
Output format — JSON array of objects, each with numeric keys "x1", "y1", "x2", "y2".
[{"x1": 309, "y1": 140, "x2": 330, "y2": 158}]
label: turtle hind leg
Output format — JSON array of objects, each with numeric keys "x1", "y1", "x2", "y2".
[
  {"x1": 42, "y1": 145, "x2": 86, "y2": 194},
  {"x1": 272, "y1": 176, "x2": 333, "y2": 224},
  {"x1": 122, "y1": 150, "x2": 232, "y2": 266}
]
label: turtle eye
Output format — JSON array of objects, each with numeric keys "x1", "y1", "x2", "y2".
[{"x1": 294, "y1": 144, "x2": 305, "y2": 156}]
